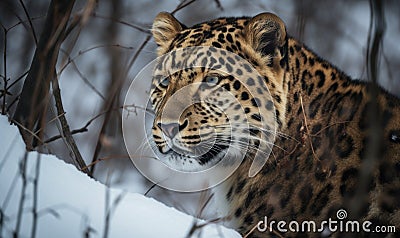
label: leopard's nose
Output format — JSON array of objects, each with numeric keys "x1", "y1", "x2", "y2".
[
  {"x1": 157, "y1": 120, "x2": 188, "y2": 139},
  {"x1": 157, "y1": 122, "x2": 180, "y2": 139}
]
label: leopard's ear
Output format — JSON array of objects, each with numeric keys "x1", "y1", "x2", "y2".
[
  {"x1": 152, "y1": 12, "x2": 185, "y2": 55},
  {"x1": 244, "y1": 13, "x2": 287, "y2": 59}
]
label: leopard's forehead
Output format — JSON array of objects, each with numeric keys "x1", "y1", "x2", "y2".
[
  {"x1": 167, "y1": 17, "x2": 249, "y2": 51},
  {"x1": 153, "y1": 16, "x2": 268, "y2": 81},
  {"x1": 154, "y1": 46, "x2": 251, "y2": 78}
]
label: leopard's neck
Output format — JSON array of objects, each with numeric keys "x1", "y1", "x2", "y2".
[
  {"x1": 278, "y1": 38, "x2": 399, "y2": 161},
  {"x1": 285, "y1": 37, "x2": 360, "y2": 125}
]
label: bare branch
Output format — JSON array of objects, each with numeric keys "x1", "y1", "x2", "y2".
[
  {"x1": 92, "y1": 13, "x2": 150, "y2": 34},
  {"x1": 171, "y1": 0, "x2": 198, "y2": 15},
  {"x1": 60, "y1": 0, "x2": 97, "y2": 71},
  {"x1": 44, "y1": 104, "x2": 152, "y2": 144},
  {"x1": 69, "y1": 59, "x2": 105, "y2": 100},
  {"x1": 144, "y1": 183, "x2": 159, "y2": 196},
  {"x1": 4, "y1": 15, "x2": 44, "y2": 32},
  {"x1": 58, "y1": 44, "x2": 135, "y2": 75},
  {"x1": 52, "y1": 74, "x2": 90, "y2": 175},
  {"x1": 126, "y1": 36, "x2": 151, "y2": 72},
  {"x1": 213, "y1": 0, "x2": 224, "y2": 11}
]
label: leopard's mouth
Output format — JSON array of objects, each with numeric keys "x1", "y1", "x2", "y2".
[
  {"x1": 160, "y1": 137, "x2": 230, "y2": 169},
  {"x1": 197, "y1": 143, "x2": 229, "y2": 165}
]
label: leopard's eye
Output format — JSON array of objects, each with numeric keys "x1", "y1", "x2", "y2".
[
  {"x1": 160, "y1": 77, "x2": 170, "y2": 87},
  {"x1": 204, "y1": 75, "x2": 220, "y2": 86}
]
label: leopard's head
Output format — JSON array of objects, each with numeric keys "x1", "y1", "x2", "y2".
[{"x1": 149, "y1": 12, "x2": 289, "y2": 173}]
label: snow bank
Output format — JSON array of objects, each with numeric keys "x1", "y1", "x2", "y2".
[{"x1": 0, "y1": 115, "x2": 240, "y2": 238}]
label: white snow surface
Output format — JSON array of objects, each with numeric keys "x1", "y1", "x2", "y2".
[{"x1": 0, "y1": 115, "x2": 240, "y2": 238}]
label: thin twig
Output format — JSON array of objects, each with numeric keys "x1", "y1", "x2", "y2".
[
  {"x1": 6, "y1": 70, "x2": 28, "y2": 92},
  {"x1": 14, "y1": 151, "x2": 29, "y2": 237},
  {"x1": 58, "y1": 44, "x2": 135, "y2": 79},
  {"x1": 243, "y1": 224, "x2": 259, "y2": 238},
  {"x1": 11, "y1": 119, "x2": 44, "y2": 144},
  {"x1": 69, "y1": 59, "x2": 105, "y2": 100},
  {"x1": 92, "y1": 13, "x2": 150, "y2": 34},
  {"x1": 126, "y1": 36, "x2": 151, "y2": 73},
  {"x1": 243, "y1": 223, "x2": 284, "y2": 238},
  {"x1": 171, "y1": 0, "x2": 198, "y2": 15},
  {"x1": 46, "y1": 127, "x2": 88, "y2": 144},
  {"x1": 44, "y1": 108, "x2": 108, "y2": 143},
  {"x1": 31, "y1": 153, "x2": 41, "y2": 238},
  {"x1": 299, "y1": 94, "x2": 318, "y2": 160},
  {"x1": 19, "y1": 0, "x2": 38, "y2": 45},
  {"x1": 5, "y1": 15, "x2": 44, "y2": 32},
  {"x1": 196, "y1": 192, "x2": 214, "y2": 218},
  {"x1": 311, "y1": 120, "x2": 351, "y2": 136},
  {"x1": 103, "y1": 171, "x2": 111, "y2": 238},
  {"x1": 184, "y1": 192, "x2": 224, "y2": 238},
  {"x1": 80, "y1": 154, "x2": 149, "y2": 172},
  {"x1": 60, "y1": 0, "x2": 97, "y2": 75},
  {"x1": 213, "y1": 0, "x2": 224, "y2": 11},
  {"x1": 44, "y1": 104, "x2": 152, "y2": 144},
  {"x1": 1, "y1": 26, "x2": 7, "y2": 115},
  {"x1": 122, "y1": 104, "x2": 154, "y2": 116},
  {"x1": 144, "y1": 183, "x2": 159, "y2": 196},
  {"x1": 185, "y1": 217, "x2": 226, "y2": 238}
]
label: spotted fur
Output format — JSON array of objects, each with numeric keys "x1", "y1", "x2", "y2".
[{"x1": 151, "y1": 12, "x2": 400, "y2": 237}]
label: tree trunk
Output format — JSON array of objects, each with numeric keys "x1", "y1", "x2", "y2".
[{"x1": 13, "y1": 0, "x2": 76, "y2": 149}]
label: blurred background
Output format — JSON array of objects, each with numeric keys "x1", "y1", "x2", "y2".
[{"x1": 1, "y1": 0, "x2": 399, "y2": 218}]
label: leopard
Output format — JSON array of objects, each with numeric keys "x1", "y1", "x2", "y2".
[{"x1": 149, "y1": 11, "x2": 400, "y2": 237}]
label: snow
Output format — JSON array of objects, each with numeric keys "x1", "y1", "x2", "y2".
[{"x1": 0, "y1": 115, "x2": 240, "y2": 238}]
